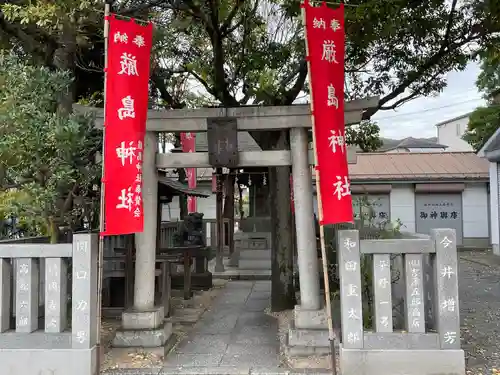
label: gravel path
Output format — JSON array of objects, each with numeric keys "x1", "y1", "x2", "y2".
[{"x1": 460, "y1": 250, "x2": 500, "y2": 375}]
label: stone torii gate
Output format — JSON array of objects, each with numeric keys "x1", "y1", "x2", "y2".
[{"x1": 78, "y1": 96, "x2": 379, "y2": 346}]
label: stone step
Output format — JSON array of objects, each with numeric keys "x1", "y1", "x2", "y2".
[
  {"x1": 212, "y1": 268, "x2": 271, "y2": 280},
  {"x1": 285, "y1": 344, "x2": 333, "y2": 357},
  {"x1": 238, "y1": 259, "x2": 272, "y2": 270},
  {"x1": 239, "y1": 249, "x2": 271, "y2": 259}
]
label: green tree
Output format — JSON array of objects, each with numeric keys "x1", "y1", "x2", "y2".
[
  {"x1": 3, "y1": 0, "x2": 500, "y2": 309},
  {"x1": 0, "y1": 53, "x2": 102, "y2": 242},
  {"x1": 463, "y1": 49, "x2": 500, "y2": 151},
  {"x1": 146, "y1": 0, "x2": 500, "y2": 310}
]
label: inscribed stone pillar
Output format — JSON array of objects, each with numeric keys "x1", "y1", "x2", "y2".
[
  {"x1": 338, "y1": 230, "x2": 363, "y2": 348},
  {"x1": 72, "y1": 234, "x2": 98, "y2": 349},
  {"x1": 134, "y1": 131, "x2": 158, "y2": 310},
  {"x1": 45, "y1": 257, "x2": 68, "y2": 332},
  {"x1": 15, "y1": 258, "x2": 39, "y2": 333},
  {"x1": 432, "y1": 228, "x2": 461, "y2": 349},
  {"x1": 290, "y1": 127, "x2": 320, "y2": 310},
  {"x1": 0, "y1": 259, "x2": 11, "y2": 332}
]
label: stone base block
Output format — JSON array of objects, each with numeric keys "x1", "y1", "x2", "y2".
[
  {"x1": 288, "y1": 326, "x2": 331, "y2": 347},
  {"x1": 228, "y1": 249, "x2": 240, "y2": 267},
  {"x1": 112, "y1": 321, "x2": 172, "y2": 348},
  {"x1": 286, "y1": 345, "x2": 332, "y2": 357},
  {"x1": 122, "y1": 306, "x2": 164, "y2": 330},
  {"x1": 493, "y1": 244, "x2": 500, "y2": 256},
  {"x1": 0, "y1": 346, "x2": 97, "y2": 375},
  {"x1": 340, "y1": 347, "x2": 465, "y2": 375},
  {"x1": 294, "y1": 305, "x2": 328, "y2": 330}
]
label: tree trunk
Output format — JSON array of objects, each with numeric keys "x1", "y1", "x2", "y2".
[
  {"x1": 48, "y1": 218, "x2": 59, "y2": 244},
  {"x1": 53, "y1": 24, "x2": 76, "y2": 114},
  {"x1": 269, "y1": 130, "x2": 296, "y2": 311}
]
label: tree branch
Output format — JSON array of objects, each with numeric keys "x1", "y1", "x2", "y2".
[
  {"x1": 225, "y1": 0, "x2": 259, "y2": 35},
  {"x1": 220, "y1": 0, "x2": 244, "y2": 36},
  {"x1": 438, "y1": 0, "x2": 459, "y2": 55},
  {"x1": 363, "y1": 34, "x2": 482, "y2": 119},
  {"x1": 220, "y1": 0, "x2": 244, "y2": 35},
  {"x1": 120, "y1": 0, "x2": 165, "y2": 15},
  {"x1": 276, "y1": 59, "x2": 308, "y2": 105},
  {"x1": 151, "y1": 69, "x2": 186, "y2": 109}
]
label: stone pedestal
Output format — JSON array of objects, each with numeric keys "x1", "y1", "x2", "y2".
[
  {"x1": 286, "y1": 304, "x2": 336, "y2": 357},
  {"x1": 113, "y1": 306, "x2": 172, "y2": 348}
]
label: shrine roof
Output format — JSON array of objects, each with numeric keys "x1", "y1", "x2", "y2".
[
  {"x1": 158, "y1": 177, "x2": 210, "y2": 197},
  {"x1": 348, "y1": 151, "x2": 489, "y2": 181}
]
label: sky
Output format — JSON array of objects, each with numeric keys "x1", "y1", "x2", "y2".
[{"x1": 372, "y1": 62, "x2": 485, "y2": 140}]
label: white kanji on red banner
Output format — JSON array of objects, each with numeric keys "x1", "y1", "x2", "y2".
[
  {"x1": 116, "y1": 141, "x2": 138, "y2": 166},
  {"x1": 327, "y1": 129, "x2": 345, "y2": 154},
  {"x1": 333, "y1": 176, "x2": 351, "y2": 200},
  {"x1": 117, "y1": 95, "x2": 136, "y2": 120},
  {"x1": 118, "y1": 53, "x2": 139, "y2": 76}
]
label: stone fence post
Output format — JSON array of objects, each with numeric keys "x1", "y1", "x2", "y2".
[
  {"x1": 72, "y1": 233, "x2": 98, "y2": 349},
  {"x1": 431, "y1": 229, "x2": 460, "y2": 349},
  {"x1": 338, "y1": 229, "x2": 363, "y2": 348}
]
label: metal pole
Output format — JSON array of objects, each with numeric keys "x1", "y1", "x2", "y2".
[
  {"x1": 301, "y1": 6, "x2": 338, "y2": 375},
  {"x1": 96, "y1": 1, "x2": 110, "y2": 371}
]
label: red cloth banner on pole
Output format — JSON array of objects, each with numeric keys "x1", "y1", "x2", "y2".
[
  {"x1": 102, "y1": 16, "x2": 153, "y2": 235},
  {"x1": 304, "y1": 2, "x2": 353, "y2": 225},
  {"x1": 181, "y1": 132, "x2": 197, "y2": 212}
]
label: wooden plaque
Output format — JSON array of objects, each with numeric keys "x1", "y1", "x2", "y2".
[{"x1": 207, "y1": 117, "x2": 239, "y2": 168}]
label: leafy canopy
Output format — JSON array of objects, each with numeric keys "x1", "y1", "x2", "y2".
[
  {"x1": 0, "y1": 53, "x2": 102, "y2": 240},
  {"x1": 462, "y1": 47, "x2": 500, "y2": 152}
]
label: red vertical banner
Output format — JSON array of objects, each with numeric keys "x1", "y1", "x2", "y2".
[
  {"x1": 303, "y1": 1, "x2": 353, "y2": 225},
  {"x1": 181, "y1": 132, "x2": 197, "y2": 212},
  {"x1": 102, "y1": 16, "x2": 153, "y2": 235}
]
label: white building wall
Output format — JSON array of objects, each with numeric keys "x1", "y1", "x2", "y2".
[
  {"x1": 462, "y1": 182, "x2": 489, "y2": 238},
  {"x1": 489, "y1": 162, "x2": 499, "y2": 253},
  {"x1": 437, "y1": 116, "x2": 474, "y2": 152},
  {"x1": 389, "y1": 184, "x2": 416, "y2": 232}
]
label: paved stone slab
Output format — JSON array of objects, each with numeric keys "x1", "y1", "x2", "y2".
[
  {"x1": 219, "y1": 353, "x2": 280, "y2": 367},
  {"x1": 192, "y1": 314, "x2": 239, "y2": 334},
  {"x1": 161, "y1": 366, "x2": 249, "y2": 375},
  {"x1": 244, "y1": 298, "x2": 269, "y2": 312},
  {"x1": 174, "y1": 334, "x2": 231, "y2": 354},
  {"x1": 104, "y1": 369, "x2": 162, "y2": 375},
  {"x1": 164, "y1": 353, "x2": 224, "y2": 367},
  {"x1": 225, "y1": 343, "x2": 278, "y2": 356},
  {"x1": 163, "y1": 280, "x2": 280, "y2": 371},
  {"x1": 231, "y1": 332, "x2": 279, "y2": 346},
  {"x1": 235, "y1": 311, "x2": 275, "y2": 327}
]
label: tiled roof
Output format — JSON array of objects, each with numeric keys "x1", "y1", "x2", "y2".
[
  {"x1": 379, "y1": 137, "x2": 445, "y2": 151},
  {"x1": 158, "y1": 177, "x2": 211, "y2": 196},
  {"x1": 349, "y1": 152, "x2": 489, "y2": 181},
  {"x1": 161, "y1": 152, "x2": 489, "y2": 183}
]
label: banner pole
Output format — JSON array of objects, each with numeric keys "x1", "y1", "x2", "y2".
[
  {"x1": 96, "y1": 1, "x2": 110, "y2": 371},
  {"x1": 301, "y1": 5, "x2": 337, "y2": 375}
]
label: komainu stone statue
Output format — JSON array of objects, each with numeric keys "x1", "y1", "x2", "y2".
[{"x1": 173, "y1": 212, "x2": 205, "y2": 246}]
